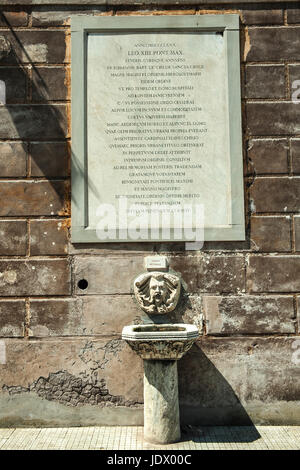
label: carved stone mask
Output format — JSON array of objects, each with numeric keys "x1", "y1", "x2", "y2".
[
  {"x1": 149, "y1": 277, "x2": 167, "y2": 306},
  {"x1": 133, "y1": 271, "x2": 181, "y2": 315}
]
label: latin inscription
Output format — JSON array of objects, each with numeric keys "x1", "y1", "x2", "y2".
[{"x1": 87, "y1": 32, "x2": 231, "y2": 229}]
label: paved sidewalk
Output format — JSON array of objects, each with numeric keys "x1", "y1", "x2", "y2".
[{"x1": 0, "y1": 426, "x2": 299, "y2": 450}]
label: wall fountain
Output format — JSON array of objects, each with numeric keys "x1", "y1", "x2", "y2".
[{"x1": 122, "y1": 256, "x2": 199, "y2": 444}]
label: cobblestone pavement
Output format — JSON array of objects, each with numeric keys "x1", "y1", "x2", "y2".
[{"x1": 0, "y1": 426, "x2": 299, "y2": 450}]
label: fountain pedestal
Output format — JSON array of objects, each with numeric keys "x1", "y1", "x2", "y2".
[
  {"x1": 122, "y1": 323, "x2": 199, "y2": 444},
  {"x1": 144, "y1": 359, "x2": 180, "y2": 444}
]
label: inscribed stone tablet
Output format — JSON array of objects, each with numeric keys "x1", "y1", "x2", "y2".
[{"x1": 71, "y1": 16, "x2": 244, "y2": 242}]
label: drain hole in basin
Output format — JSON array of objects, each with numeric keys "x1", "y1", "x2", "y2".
[{"x1": 78, "y1": 279, "x2": 88, "y2": 290}]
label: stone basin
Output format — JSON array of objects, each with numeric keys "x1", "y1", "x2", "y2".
[{"x1": 122, "y1": 323, "x2": 199, "y2": 360}]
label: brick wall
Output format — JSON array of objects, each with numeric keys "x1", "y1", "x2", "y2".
[{"x1": 0, "y1": 1, "x2": 299, "y2": 426}]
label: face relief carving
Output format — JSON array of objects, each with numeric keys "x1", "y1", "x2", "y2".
[
  {"x1": 133, "y1": 272, "x2": 181, "y2": 314},
  {"x1": 149, "y1": 277, "x2": 168, "y2": 307}
]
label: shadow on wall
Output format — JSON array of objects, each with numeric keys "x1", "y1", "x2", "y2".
[
  {"x1": 168, "y1": 293, "x2": 258, "y2": 437},
  {"x1": 0, "y1": 12, "x2": 117, "y2": 224},
  {"x1": 178, "y1": 343, "x2": 259, "y2": 433},
  {"x1": 0, "y1": 14, "x2": 73, "y2": 210}
]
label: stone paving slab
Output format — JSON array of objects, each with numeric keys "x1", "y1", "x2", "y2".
[{"x1": 0, "y1": 426, "x2": 299, "y2": 450}]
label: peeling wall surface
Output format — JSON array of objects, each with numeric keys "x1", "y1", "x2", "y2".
[{"x1": 0, "y1": 0, "x2": 300, "y2": 427}]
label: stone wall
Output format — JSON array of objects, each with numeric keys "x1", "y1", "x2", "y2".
[{"x1": 0, "y1": 0, "x2": 299, "y2": 426}]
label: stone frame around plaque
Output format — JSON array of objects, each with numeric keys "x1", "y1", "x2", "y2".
[{"x1": 71, "y1": 15, "x2": 245, "y2": 243}]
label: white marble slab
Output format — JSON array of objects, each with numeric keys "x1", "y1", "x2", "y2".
[{"x1": 87, "y1": 32, "x2": 231, "y2": 230}]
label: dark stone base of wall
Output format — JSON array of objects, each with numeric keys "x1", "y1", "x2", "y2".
[{"x1": 1, "y1": 395, "x2": 299, "y2": 427}]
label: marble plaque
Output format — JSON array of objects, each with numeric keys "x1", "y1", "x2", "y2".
[
  {"x1": 145, "y1": 256, "x2": 168, "y2": 272},
  {"x1": 71, "y1": 15, "x2": 245, "y2": 242}
]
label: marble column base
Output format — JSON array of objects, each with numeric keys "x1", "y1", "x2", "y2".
[{"x1": 143, "y1": 359, "x2": 181, "y2": 444}]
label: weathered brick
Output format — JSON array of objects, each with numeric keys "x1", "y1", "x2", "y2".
[
  {"x1": 32, "y1": 67, "x2": 68, "y2": 102},
  {"x1": 294, "y1": 215, "x2": 300, "y2": 251},
  {"x1": 241, "y1": 9, "x2": 284, "y2": 25},
  {"x1": 74, "y1": 256, "x2": 144, "y2": 295},
  {"x1": 245, "y1": 65, "x2": 285, "y2": 99},
  {"x1": 30, "y1": 142, "x2": 68, "y2": 178},
  {"x1": 0, "y1": 181, "x2": 66, "y2": 216},
  {"x1": 0, "y1": 300, "x2": 25, "y2": 337},
  {"x1": 201, "y1": 240, "x2": 250, "y2": 252},
  {"x1": 247, "y1": 255, "x2": 300, "y2": 292},
  {"x1": 112, "y1": 0, "x2": 194, "y2": 5},
  {"x1": 0, "y1": 31, "x2": 67, "y2": 65},
  {"x1": 290, "y1": 64, "x2": 300, "y2": 85},
  {"x1": 29, "y1": 292, "x2": 203, "y2": 338},
  {"x1": 247, "y1": 139, "x2": 288, "y2": 175},
  {"x1": 170, "y1": 294, "x2": 204, "y2": 333},
  {"x1": 0, "y1": 105, "x2": 67, "y2": 139},
  {"x1": 29, "y1": 296, "x2": 140, "y2": 337},
  {"x1": 169, "y1": 255, "x2": 245, "y2": 294},
  {"x1": 288, "y1": 64, "x2": 300, "y2": 101},
  {"x1": 0, "y1": 35, "x2": 10, "y2": 62},
  {"x1": 179, "y1": 337, "x2": 300, "y2": 424},
  {"x1": 115, "y1": 9, "x2": 196, "y2": 16},
  {"x1": 250, "y1": 177, "x2": 300, "y2": 213},
  {"x1": 0, "y1": 67, "x2": 27, "y2": 104},
  {"x1": 287, "y1": 9, "x2": 300, "y2": 24},
  {"x1": 203, "y1": 295, "x2": 295, "y2": 335},
  {"x1": 0, "y1": 220, "x2": 27, "y2": 256},
  {"x1": 247, "y1": 103, "x2": 300, "y2": 136},
  {"x1": 297, "y1": 297, "x2": 300, "y2": 331},
  {"x1": 0, "y1": 11, "x2": 28, "y2": 27},
  {"x1": 32, "y1": 10, "x2": 80, "y2": 26},
  {"x1": 251, "y1": 216, "x2": 291, "y2": 252},
  {"x1": 30, "y1": 219, "x2": 68, "y2": 255},
  {"x1": 31, "y1": 9, "x2": 108, "y2": 26},
  {"x1": 0, "y1": 338, "x2": 143, "y2": 412},
  {"x1": 0, "y1": 142, "x2": 27, "y2": 177},
  {"x1": 246, "y1": 28, "x2": 300, "y2": 62},
  {"x1": 74, "y1": 255, "x2": 245, "y2": 295},
  {"x1": 0, "y1": 259, "x2": 70, "y2": 296},
  {"x1": 0, "y1": 335, "x2": 299, "y2": 425},
  {"x1": 29, "y1": 298, "x2": 78, "y2": 337},
  {"x1": 69, "y1": 241, "x2": 157, "y2": 255},
  {"x1": 291, "y1": 139, "x2": 300, "y2": 174}
]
